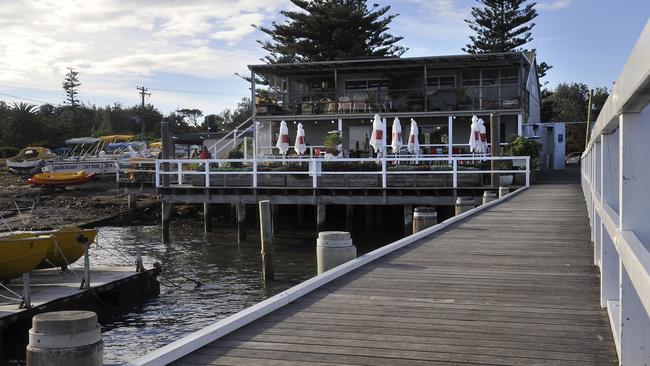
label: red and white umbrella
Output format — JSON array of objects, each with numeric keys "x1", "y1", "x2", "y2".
[
  {"x1": 469, "y1": 115, "x2": 481, "y2": 153},
  {"x1": 407, "y1": 118, "x2": 419, "y2": 155},
  {"x1": 390, "y1": 117, "x2": 402, "y2": 154},
  {"x1": 294, "y1": 122, "x2": 306, "y2": 155},
  {"x1": 478, "y1": 118, "x2": 488, "y2": 154},
  {"x1": 276, "y1": 120, "x2": 290, "y2": 155},
  {"x1": 369, "y1": 114, "x2": 385, "y2": 155}
]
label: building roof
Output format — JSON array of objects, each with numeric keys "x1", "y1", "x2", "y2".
[{"x1": 249, "y1": 52, "x2": 529, "y2": 76}]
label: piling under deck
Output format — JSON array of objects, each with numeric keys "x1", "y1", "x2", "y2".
[{"x1": 169, "y1": 182, "x2": 617, "y2": 365}]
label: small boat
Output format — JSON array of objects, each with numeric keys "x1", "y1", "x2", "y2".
[
  {"x1": 0, "y1": 235, "x2": 53, "y2": 280},
  {"x1": 5, "y1": 147, "x2": 57, "y2": 171},
  {"x1": 10, "y1": 226, "x2": 97, "y2": 270},
  {"x1": 27, "y1": 171, "x2": 96, "y2": 186}
]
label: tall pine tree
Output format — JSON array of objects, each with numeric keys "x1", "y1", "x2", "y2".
[
  {"x1": 463, "y1": 0, "x2": 552, "y2": 80},
  {"x1": 256, "y1": 0, "x2": 406, "y2": 63}
]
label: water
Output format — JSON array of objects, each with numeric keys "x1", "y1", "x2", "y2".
[{"x1": 80, "y1": 216, "x2": 405, "y2": 364}]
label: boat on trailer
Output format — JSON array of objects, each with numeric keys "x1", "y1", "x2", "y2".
[{"x1": 5, "y1": 147, "x2": 57, "y2": 172}]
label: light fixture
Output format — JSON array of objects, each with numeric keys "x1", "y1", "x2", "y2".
[{"x1": 331, "y1": 120, "x2": 335, "y2": 124}]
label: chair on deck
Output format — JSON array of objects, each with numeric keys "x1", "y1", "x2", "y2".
[
  {"x1": 338, "y1": 96, "x2": 352, "y2": 113},
  {"x1": 352, "y1": 95, "x2": 367, "y2": 113}
]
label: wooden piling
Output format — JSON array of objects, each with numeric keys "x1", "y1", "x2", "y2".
[
  {"x1": 237, "y1": 203, "x2": 246, "y2": 243},
  {"x1": 127, "y1": 193, "x2": 137, "y2": 212},
  {"x1": 161, "y1": 201, "x2": 172, "y2": 244},
  {"x1": 203, "y1": 203, "x2": 213, "y2": 234},
  {"x1": 259, "y1": 200, "x2": 274, "y2": 281},
  {"x1": 403, "y1": 205, "x2": 413, "y2": 236},
  {"x1": 316, "y1": 204, "x2": 326, "y2": 232},
  {"x1": 413, "y1": 207, "x2": 437, "y2": 233},
  {"x1": 345, "y1": 205, "x2": 354, "y2": 232}
]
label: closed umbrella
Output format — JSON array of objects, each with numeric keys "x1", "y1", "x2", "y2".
[
  {"x1": 276, "y1": 120, "x2": 290, "y2": 155},
  {"x1": 469, "y1": 115, "x2": 480, "y2": 153},
  {"x1": 407, "y1": 118, "x2": 420, "y2": 155},
  {"x1": 369, "y1": 114, "x2": 385, "y2": 156},
  {"x1": 390, "y1": 117, "x2": 402, "y2": 154},
  {"x1": 478, "y1": 118, "x2": 488, "y2": 154},
  {"x1": 294, "y1": 122, "x2": 306, "y2": 155}
]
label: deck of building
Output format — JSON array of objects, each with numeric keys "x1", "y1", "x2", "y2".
[{"x1": 173, "y1": 179, "x2": 617, "y2": 365}]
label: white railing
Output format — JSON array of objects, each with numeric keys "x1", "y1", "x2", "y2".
[
  {"x1": 205, "y1": 117, "x2": 253, "y2": 158},
  {"x1": 580, "y1": 19, "x2": 650, "y2": 364},
  {"x1": 153, "y1": 155, "x2": 529, "y2": 189}
]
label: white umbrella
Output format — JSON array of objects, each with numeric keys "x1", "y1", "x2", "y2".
[
  {"x1": 469, "y1": 115, "x2": 481, "y2": 153},
  {"x1": 369, "y1": 114, "x2": 385, "y2": 155},
  {"x1": 478, "y1": 118, "x2": 488, "y2": 154},
  {"x1": 276, "y1": 120, "x2": 290, "y2": 155},
  {"x1": 390, "y1": 117, "x2": 402, "y2": 154},
  {"x1": 293, "y1": 122, "x2": 306, "y2": 155},
  {"x1": 407, "y1": 118, "x2": 420, "y2": 155}
]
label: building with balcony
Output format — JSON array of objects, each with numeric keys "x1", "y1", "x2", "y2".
[{"x1": 249, "y1": 51, "x2": 541, "y2": 158}]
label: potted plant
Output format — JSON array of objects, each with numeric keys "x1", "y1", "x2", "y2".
[{"x1": 502, "y1": 135, "x2": 542, "y2": 185}]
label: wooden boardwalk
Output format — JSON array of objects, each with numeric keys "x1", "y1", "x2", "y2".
[{"x1": 174, "y1": 183, "x2": 617, "y2": 365}]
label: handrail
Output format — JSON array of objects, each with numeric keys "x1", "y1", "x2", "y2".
[
  {"x1": 153, "y1": 156, "x2": 530, "y2": 189},
  {"x1": 205, "y1": 116, "x2": 253, "y2": 156},
  {"x1": 580, "y1": 18, "x2": 650, "y2": 364}
]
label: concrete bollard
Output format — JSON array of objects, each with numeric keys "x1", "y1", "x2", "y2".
[
  {"x1": 412, "y1": 207, "x2": 437, "y2": 233},
  {"x1": 482, "y1": 191, "x2": 497, "y2": 205},
  {"x1": 27, "y1": 311, "x2": 103, "y2": 366},
  {"x1": 498, "y1": 186, "x2": 510, "y2": 198},
  {"x1": 316, "y1": 231, "x2": 356, "y2": 274},
  {"x1": 455, "y1": 197, "x2": 475, "y2": 215}
]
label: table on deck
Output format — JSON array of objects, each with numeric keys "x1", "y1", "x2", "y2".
[{"x1": 174, "y1": 183, "x2": 617, "y2": 365}]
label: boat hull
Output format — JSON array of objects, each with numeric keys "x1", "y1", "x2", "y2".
[
  {"x1": 27, "y1": 171, "x2": 96, "y2": 186},
  {"x1": 42, "y1": 160, "x2": 118, "y2": 175},
  {"x1": 0, "y1": 236, "x2": 53, "y2": 280},
  {"x1": 12, "y1": 227, "x2": 98, "y2": 268}
]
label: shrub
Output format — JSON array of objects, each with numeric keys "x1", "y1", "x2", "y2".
[
  {"x1": 503, "y1": 136, "x2": 542, "y2": 169},
  {"x1": 226, "y1": 150, "x2": 244, "y2": 168}
]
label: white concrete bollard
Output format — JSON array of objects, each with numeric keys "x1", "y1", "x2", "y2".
[
  {"x1": 482, "y1": 191, "x2": 497, "y2": 205},
  {"x1": 498, "y1": 186, "x2": 510, "y2": 198},
  {"x1": 412, "y1": 207, "x2": 437, "y2": 233},
  {"x1": 317, "y1": 231, "x2": 356, "y2": 274},
  {"x1": 455, "y1": 197, "x2": 475, "y2": 215},
  {"x1": 27, "y1": 310, "x2": 103, "y2": 366}
]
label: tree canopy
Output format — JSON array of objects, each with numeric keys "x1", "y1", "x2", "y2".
[
  {"x1": 256, "y1": 0, "x2": 407, "y2": 63},
  {"x1": 463, "y1": 0, "x2": 552, "y2": 81},
  {"x1": 541, "y1": 82, "x2": 609, "y2": 153}
]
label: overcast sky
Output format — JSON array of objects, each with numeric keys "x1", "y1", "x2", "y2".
[{"x1": 0, "y1": 0, "x2": 648, "y2": 116}]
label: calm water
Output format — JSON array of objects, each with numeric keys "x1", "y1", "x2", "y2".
[{"x1": 77, "y1": 215, "x2": 405, "y2": 364}]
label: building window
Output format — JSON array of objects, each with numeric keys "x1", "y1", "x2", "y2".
[
  {"x1": 426, "y1": 76, "x2": 455, "y2": 88},
  {"x1": 344, "y1": 79, "x2": 391, "y2": 91}
]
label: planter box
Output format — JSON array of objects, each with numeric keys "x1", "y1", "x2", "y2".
[
  {"x1": 257, "y1": 174, "x2": 286, "y2": 187},
  {"x1": 347, "y1": 174, "x2": 379, "y2": 187},
  {"x1": 416, "y1": 174, "x2": 452, "y2": 188},
  {"x1": 225, "y1": 174, "x2": 253, "y2": 187},
  {"x1": 457, "y1": 173, "x2": 481, "y2": 187},
  {"x1": 387, "y1": 175, "x2": 416, "y2": 187},
  {"x1": 318, "y1": 175, "x2": 346, "y2": 188},
  {"x1": 287, "y1": 175, "x2": 313, "y2": 187}
]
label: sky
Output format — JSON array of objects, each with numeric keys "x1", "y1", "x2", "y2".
[{"x1": 0, "y1": 0, "x2": 648, "y2": 116}]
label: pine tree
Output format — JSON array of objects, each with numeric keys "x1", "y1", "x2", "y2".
[
  {"x1": 463, "y1": 0, "x2": 552, "y2": 82},
  {"x1": 256, "y1": 0, "x2": 407, "y2": 63},
  {"x1": 62, "y1": 67, "x2": 81, "y2": 126},
  {"x1": 463, "y1": 0, "x2": 537, "y2": 54}
]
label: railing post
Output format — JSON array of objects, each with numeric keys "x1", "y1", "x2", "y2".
[
  {"x1": 381, "y1": 157, "x2": 387, "y2": 188},
  {"x1": 204, "y1": 160, "x2": 210, "y2": 188},
  {"x1": 600, "y1": 132, "x2": 619, "y2": 308},
  {"x1": 177, "y1": 161, "x2": 182, "y2": 185},
  {"x1": 253, "y1": 158, "x2": 258, "y2": 188},
  {"x1": 452, "y1": 158, "x2": 458, "y2": 188},
  {"x1": 155, "y1": 160, "x2": 160, "y2": 188},
  {"x1": 525, "y1": 156, "x2": 530, "y2": 187}
]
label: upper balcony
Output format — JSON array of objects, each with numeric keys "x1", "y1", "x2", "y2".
[{"x1": 250, "y1": 53, "x2": 533, "y2": 118}]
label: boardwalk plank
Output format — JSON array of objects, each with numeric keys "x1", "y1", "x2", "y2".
[{"x1": 172, "y1": 184, "x2": 617, "y2": 365}]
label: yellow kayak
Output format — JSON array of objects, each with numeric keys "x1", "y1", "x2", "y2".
[
  {"x1": 11, "y1": 227, "x2": 97, "y2": 269},
  {"x1": 0, "y1": 235, "x2": 53, "y2": 280}
]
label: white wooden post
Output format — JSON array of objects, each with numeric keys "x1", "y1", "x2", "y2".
[
  {"x1": 21, "y1": 272, "x2": 31, "y2": 309},
  {"x1": 517, "y1": 113, "x2": 523, "y2": 137},
  {"x1": 525, "y1": 156, "x2": 530, "y2": 187},
  {"x1": 155, "y1": 160, "x2": 160, "y2": 187},
  {"x1": 600, "y1": 132, "x2": 619, "y2": 308},
  {"x1": 447, "y1": 115, "x2": 453, "y2": 162},
  {"x1": 618, "y1": 112, "x2": 650, "y2": 364},
  {"x1": 204, "y1": 160, "x2": 210, "y2": 188},
  {"x1": 452, "y1": 158, "x2": 458, "y2": 188},
  {"x1": 177, "y1": 161, "x2": 182, "y2": 185},
  {"x1": 593, "y1": 139, "x2": 601, "y2": 266},
  {"x1": 381, "y1": 156, "x2": 387, "y2": 188}
]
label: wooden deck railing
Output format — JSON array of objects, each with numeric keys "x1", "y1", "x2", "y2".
[
  {"x1": 580, "y1": 19, "x2": 650, "y2": 364},
  {"x1": 150, "y1": 156, "x2": 529, "y2": 189}
]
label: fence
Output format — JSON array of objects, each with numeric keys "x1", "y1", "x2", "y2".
[{"x1": 580, "y1": 19, "x2": 650, "y2": 364}]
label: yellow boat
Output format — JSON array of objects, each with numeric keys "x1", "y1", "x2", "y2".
[
  {"x1": 0, "y1": 235, "x2": 53, "y2": 280},
  {"x1": 11, "y1": 226, "x2": 98, "y2": 269}
]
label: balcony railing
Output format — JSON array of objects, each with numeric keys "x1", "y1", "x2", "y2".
[{"x1": 255, "y1": 85, "x2": 524, "y2": 116}]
